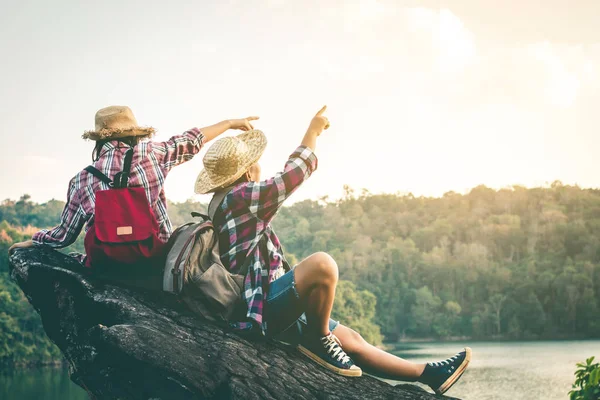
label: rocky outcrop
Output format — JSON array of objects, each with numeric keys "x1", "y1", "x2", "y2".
[{"x1": 9, "y1": 247, "x2": 456, "y2": 400}]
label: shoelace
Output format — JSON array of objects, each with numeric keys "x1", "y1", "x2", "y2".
[
  {"x1": 428, "y1": 352, "x2": 460, "y2": 368},
  {"x1": 321, "y1": 333, "x2": 351, "y2": 364}
]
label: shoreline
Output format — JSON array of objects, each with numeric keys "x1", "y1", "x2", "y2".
[
  {"x1": 381, "y1": 336, "x2": 599, "y2": 351},
  {"x1": 387, "y1": 333, "x2": 595, "y2": 343},
  {"x1": 0, "y1": 360, "x2": 65, "y2": 371},
  {"x1": 4, "y1": 337, "x2": 600, "y2": 370}
]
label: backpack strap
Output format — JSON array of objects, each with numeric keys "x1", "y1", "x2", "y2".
[
  {"x1": 208, "y1": 187, "x2": 234, "y2": 221},
  {"x1": 208, "y1": 186, "x2": 259, "y2": 277},
  {"x1": 113, "y1": 147, "x2": 134, "y2": 188},
  {"x1": 86, "y1": 147, "x2": 134, "y2": 189},
  {"x1": 84, "y1": 166, "x2": 113, "y2": 187}
]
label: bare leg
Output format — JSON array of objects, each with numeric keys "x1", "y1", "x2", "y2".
[
  {"x1": 292, "y1": 252, "x2": 426, "y2": 381},
  {"x1": 333, "y1": 324, "x2": 426, "y2": 381},
  {"x1": 293, "y1": 252, "x2": 338, "y2": 337}
]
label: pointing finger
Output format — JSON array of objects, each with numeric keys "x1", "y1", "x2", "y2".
[
  {"x1": 316, "y1": 105, "x2": 327, "y2": 116},
  {"x1": 247, "y1": 116, "x2": 260, "y2": 121}
]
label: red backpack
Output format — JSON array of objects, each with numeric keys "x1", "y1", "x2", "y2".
[{"x1": 83, "y1": 147, "x2": 165, "y2": 269}]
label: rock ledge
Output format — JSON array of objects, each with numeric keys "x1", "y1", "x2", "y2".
[{"x1": 9, "y1": 247, "x2": 457, "y2": 400}]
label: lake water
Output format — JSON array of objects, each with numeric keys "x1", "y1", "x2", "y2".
[
  {"x1": 389, "y1": 340, "x2": 600, "y2": 400},
  {"x1": 1, "y1": 340, "x2": 598, "y2": 399},
  {"x1": 0, "y1": 366, "x2": 87, "y2": 400}
]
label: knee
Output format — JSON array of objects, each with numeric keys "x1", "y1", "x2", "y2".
[
  {"x1": 341, "y1": 328, "x2": 367, "y2": 354},
  {"x1": 310, "y1": 252, "x2": 338, "y2": 283}
]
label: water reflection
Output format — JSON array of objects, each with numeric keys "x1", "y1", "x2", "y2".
[
  {"x1": 0, "y1": 367, "x2": 88, "y2": 400},
  {"x1": 2, "y1": 340, "x2": 598, "y2": 400}
]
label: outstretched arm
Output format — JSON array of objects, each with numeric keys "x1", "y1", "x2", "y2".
[
  {"x1": 301, "y1": 105, "x2": 329, "y2": 151},
  {"x1": 153, "y1": 117, "x2": 259, "y2": 172},
  {"x1": 21, "y1": 179, "x2": 87, "y2": 251},
  {"x1": 238, "y1": 146, "x2": 318, "y2": 223},
  {"x1": 202, "y1": 117, "x2": 259, "y2": 142},
  {"x1": 235, "y1": 106, "x2": 330, "y2": 223}
]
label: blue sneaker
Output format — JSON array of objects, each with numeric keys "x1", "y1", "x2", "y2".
[
  {"x1": 419, "y1": 347, "x2": 471, "y2": 395},
  {"x1": 298, "y1": 332, "x2": 362, "y2": 377}
]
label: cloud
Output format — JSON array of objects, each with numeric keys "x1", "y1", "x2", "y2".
[
  {"x1": 397, "y1": 6, "x2": 598, "y2": 112},
  {"x1": 427, "y1": 39, "x2": 600, "y2": 114},
  {"x1": 528, "y1": 42, "x2": 581, "y2": 108},
  {"x1": 340, "y1": 0, "x2": 387, "y2": 29},
  {"x1": 405, "y1": 7, "x2": 477, "y2": 75},
  {"x1": 319, "y1": 57, "x2": 385, "y2": 80},
  {"x1": 23, "y1": 155, "x2": 62, "y2": 165},
  {"x1": 314, "y1": 6, "x2": 477, "y2": 83}
]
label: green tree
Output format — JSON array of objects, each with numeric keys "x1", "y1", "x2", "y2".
[
  {"x1": 3, "y1": 180, "x2": 600, "y2": 354},
  {"x1": 570, "y1": 357, "x2": 600, "y2": 400},
  {"x1": 410, "y1": 286, "x2": 442, "y2": 337},
  {"x1": 331, "y1": 280, "x2": 383, "y2": 345}
]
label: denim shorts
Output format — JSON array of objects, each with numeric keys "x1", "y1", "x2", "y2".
[{"x1": 265, "y1": 267, "x2": 339, "y2": 343}]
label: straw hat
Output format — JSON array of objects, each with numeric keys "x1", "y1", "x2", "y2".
[
  {"x1": 82, "y1": 106, "x2": 156, "y2": 140},
  {"x1": 194, "y1": 130, "x2": 267, "y2": 194}
]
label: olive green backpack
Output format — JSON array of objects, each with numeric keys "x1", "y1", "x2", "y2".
[{"x1": 162, "y1": 189, "x2": 260, "y2": 322}]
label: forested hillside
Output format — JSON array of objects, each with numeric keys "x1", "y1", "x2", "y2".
[
  {"x1": 271, "y1": 183, "x2": 600, "y2": 341},
  {"x1": 0, "y1": 219, "x2": 63, "y2": 366},
  {"x1": 1, "y1": 182, "x2": 599, "y2": 365}
]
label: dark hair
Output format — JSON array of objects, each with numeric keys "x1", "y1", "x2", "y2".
[{"x1": 92, "y1": 136, "x2": 147, "y2": 161}]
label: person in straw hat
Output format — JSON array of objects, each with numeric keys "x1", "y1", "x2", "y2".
[
  {"x1": 197, "y1": 106, "x2": 471, "y2": 393},
  {"x1": 9, "y1": 106, "x2": 259, "y2": 264}
]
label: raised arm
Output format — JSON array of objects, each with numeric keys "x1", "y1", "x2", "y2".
[
  {"x1": 153, "y1": 117, "x2": 259, "y2": 172},
  {"x1": 202, "y1": 117, "x2": 258, "y2": 142},
  {"x1": 235, "y1": 106, "x2": 329, "y2": 223},
  {"x1": 301, "y1": 105, "x2": 329, "y2": 151},
  {"x1": 237, "y1": 146, "x2": 318, "y2": 223}
]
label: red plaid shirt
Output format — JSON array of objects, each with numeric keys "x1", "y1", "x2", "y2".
[
  {"x1": 32, "y1": 129, "x2": 205, "y2": 252},
  {"x1": 211, "y1": 145, "x2": 318, "y2": 333}
]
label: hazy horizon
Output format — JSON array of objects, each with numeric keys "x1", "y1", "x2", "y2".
[
  {"x1": 2, "y1": 0, "x2": 599, "y2": 205},
  {"x1": 5, "y1": 179, "x2": 597, "y2": 206}
]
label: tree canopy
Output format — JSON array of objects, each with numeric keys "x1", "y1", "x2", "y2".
[{"x1": 1, "y1": 182, "x2": 599, "y2": 364}]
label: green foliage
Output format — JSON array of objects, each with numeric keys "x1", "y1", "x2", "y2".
[
  {"x1": 331, "y1": 281, "x2": 383, "y2": 345},
  {"x1": 172, "y1": 183, "x2": 600, "y2": 341},
  {"x1": 167, "y1": 199, "x2": 207, "y2": 228},
  {"x1": 271, "y1": 183, "x2": 600, "y2": 341},
  {"x1": 0, "y1": 196, "x2": 65, "y2": 229},
  {"x1": 570, "y1": 357, "x2": 600, "y2": 400},
  {"x1": 0, "y1": 207, "x2": 73, "y2": 366},
  {"x1": 2, "y1": 181, "x2": 600, "y2": 368},
  {"x1": 0, "y1": 273, "x2": 63, "y2": 366}
]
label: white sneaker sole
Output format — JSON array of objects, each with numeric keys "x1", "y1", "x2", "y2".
[
  {"x1": 435, "y1": 347, "x2": 472, "y2": 395},
  {"x1": 297, "y1": 345, "x2": 363, "y2": 377}
]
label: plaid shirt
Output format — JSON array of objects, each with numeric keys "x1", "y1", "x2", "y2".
[
  {"x1": 32, "y1": 129, "x2": 205, "y2": 252},
  {"x1": 212, "y1": 145, "x2": 318, "y2": 333}
]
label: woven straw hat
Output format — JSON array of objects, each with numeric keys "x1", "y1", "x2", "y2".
[
  {"x1": 194, "y1": 130, "x2": 267, "y2": 194},
  {"x1": 82, "y1": 106, "x2": 156, "y2": 141}
]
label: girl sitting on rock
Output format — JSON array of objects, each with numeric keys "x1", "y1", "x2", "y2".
[
  {"x1": 9, "y1": 105, "x2": 257, "y2": 269},
  {"x1": 194, "y1": 105, "x2": 471, "y2": 395}
]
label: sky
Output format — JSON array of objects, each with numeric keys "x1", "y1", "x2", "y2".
[{"x1": 1, "y1": 0, "x2": 599, "y2": 204}]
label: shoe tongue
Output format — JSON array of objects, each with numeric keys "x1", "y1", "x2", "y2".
[
  {"x1": 320, "y1": 332, "x2": 332, "y2": 340},
  {"x1": 320, "y1": 333, "x2": 344, "y2": 351},
  {"x1": 331, "y1": 334, "x2": 342, "y2": 347}
]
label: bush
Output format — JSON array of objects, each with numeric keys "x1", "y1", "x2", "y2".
[{"x1": 569, "y1": 356, "x2": 600, "y2": 400}]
